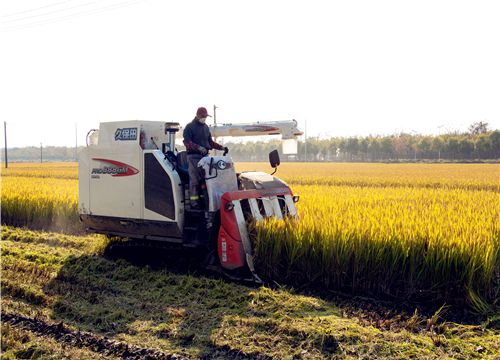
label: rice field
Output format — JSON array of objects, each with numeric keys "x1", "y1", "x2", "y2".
[
  {"x1": 1, "y1": 176, "x2": 79, "y2": 233},
  {"x1": 3, "y1": 162, "x2": 499, "y2": 190},
  {"x1": 1, "y1": 162, "x2": 499, "y2": 311},
  {"x1": 1, "y1": 162, "x2": 78, "y2": 179},
  {"x1": 255, "y1": 185, "x2": 499, "y2": 310}
]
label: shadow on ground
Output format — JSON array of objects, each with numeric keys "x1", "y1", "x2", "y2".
[
  {"x1": 38, "y1": 242, "x2": 499, "y2": 359},
  {"x1": 41, "y1": 246, "x2": 341, "y2": 359}
]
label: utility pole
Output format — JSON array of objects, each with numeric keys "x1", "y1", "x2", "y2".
[
  {"x1": 411, "y1": 130, "x2": 417, "y2": 161},
  {"x1": 3, "y1": 121, "x2": 9, "y2": 169},
  {"x1": 437, "y1": 124, "x2": 444, "y2": 161},
  {"x1": 75, "y1": 123, "x2": 78, "y2": 161},
  {"x1": 304, "y1": 119, "x2": 307, "y2": 162},
  {"x1": 213, "y1": 105, "x2": 219, "y2": 152},
  {"x1": 213, "y1": 104, "x2": 218, "y2": 126},
  {"x1": 40, "y1": 143, "x2": 43, "y2": 163},
  {"x1": 4, "y1": 121, "x2": 7, "y2": 168}
]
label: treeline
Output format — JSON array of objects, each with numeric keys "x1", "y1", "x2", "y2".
[
  {"x1": 2, "y1": 130, "x2": 499, "y2": 163},
  {"x1": 226, "y1": 130, "x2": 500, "y2": 162},
  {"x1": 1, "y1": 146, "x2": 79, "y2": 163}
]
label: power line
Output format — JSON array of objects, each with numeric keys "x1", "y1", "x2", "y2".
[
  {"x1": 1, "y1": 0, "x2": 145, "y2": 31},
  {"x1": 1, "y1": 1, "x2": 95, "y2": 25},
  {"x1": 1, "y1": 1, "x2": 70, "y2": 18},
  {"x1": 1, "y1": 0, "x2": 139, "y2": 26}
]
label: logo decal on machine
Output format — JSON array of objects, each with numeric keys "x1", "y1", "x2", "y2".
[
  {"x1": 245, "y1": 125, "x2": 280, "y2": 133},
  {"x1": 217, "y1": 160, "x2": 227, "y2": 170},
  {"x1": 91, "y1": 158, "x2": 139, "y2": 177},
  {"x1": 115, "y1": 127, "x2": 138, "y2": 141}
]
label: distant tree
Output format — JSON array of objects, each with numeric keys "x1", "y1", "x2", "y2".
[
  {"x1": 393, "y1": 134, "x2": 411, "y2": 160},
  {"x1": 317, "y1": 139, "x2": 332, "y2": 160},
  {"x1": 445, "y1": 137, "x2": 460, "y2": 160},
  {"x1": 407, "y1": 136, "x2": 419, "y2": 160},
  {"x1": 468, "y1": 121, "x2": 489, "y2": 135},
  {"x1": 367, "y1": 137, "x2": 381, "y2": 161},
  {"x1": 431, "y1": 137, "x2": 444, "y2": 160},
  {"x1": 328, "y1": 139, "x2": 340, "y2": 160},
  {"x1": 380, "y1": 137, "x2": 394, "y2": 160},
  {"x1": 475, "y1": 135, "x2": 491, "y2": 159},
  {"x1": 418, "y1": 137, "x2": 432, "y2": 158},
  {"x1": 306, "y1": 138, "x2": 320, "y2": 161},
  {"x1": 337, "y1": 138, "x2": 347, "y2": 160},
  {"x1": 458, "y1": 138, "x2": 474, "y2": 159},
  {"x1": 358, "y1": 138, "x2": 369, "y2": 161},
  {"x1": 489, "y1": 130, "x2": 500, "y2": 158},
  {"x1": 345, "y1": 137, "x2": 359, "y2": 160}
]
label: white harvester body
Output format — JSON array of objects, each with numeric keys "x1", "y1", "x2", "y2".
[{"x1": 78, "y1": 119, "x2": 302, "y2": 278}]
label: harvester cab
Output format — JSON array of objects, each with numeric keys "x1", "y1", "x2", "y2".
[{"x1": 79, "y1": 119, "x2": 303, "y2": 280}]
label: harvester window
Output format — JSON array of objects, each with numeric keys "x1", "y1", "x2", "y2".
[{"x1": 144, "y1": 153, "x2": 175, "y2": 220}]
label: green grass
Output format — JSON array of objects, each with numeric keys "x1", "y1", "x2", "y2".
[
  {"x1": 1, "y1": 323, "x2": 113, "y2": 360},
  {"x1": 2, "y1": 226, "x2": 499, "y2": 359}
]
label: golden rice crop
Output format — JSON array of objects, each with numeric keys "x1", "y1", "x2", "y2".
[
  {"x1": 1, "y1": 162, "x2": 78, "y2": 179},
  {"x1": 254, "y1": 184, "x2": 499, "y2": 310},
  {"x1": 238, "y1": 162, "x2": 500, "y2": 191},
  {"x1": 3, "y1": 162, "x2": 499, "y2": 190},
  {"x1": 1, "y1": 176, "x2": 79, "y2": 232}
]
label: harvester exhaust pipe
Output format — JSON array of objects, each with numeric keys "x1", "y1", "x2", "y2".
[{"x1": 164, "y1": 122, "x2": 180, "y2": 152}]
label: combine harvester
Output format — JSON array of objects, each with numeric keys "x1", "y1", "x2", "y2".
[{"x1": 79, "y1": 119, "x2": 303, "y2": 280}]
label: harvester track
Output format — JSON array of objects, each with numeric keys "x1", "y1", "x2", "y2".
[
  {"x1": 104, "y1": 238, "x2": 206, "y2": 271},
  {"x1": 104, "y1": 239, "x2": 258, "y2": 283},
  {"x1": 2, "y1": 312, "x2": 187, "y2": 360}
]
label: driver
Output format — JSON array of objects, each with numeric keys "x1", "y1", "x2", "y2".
[{"x1": 183, "y1": 106, "x2": 228, "y2": 208}]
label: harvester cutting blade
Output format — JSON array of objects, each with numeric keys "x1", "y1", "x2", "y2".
[
  {"x1": 233, "y1": 200, "x2": 263, "y2": 283},
  {"x1": 218, "y1": 189, "x2": 298, "y2": 282}
]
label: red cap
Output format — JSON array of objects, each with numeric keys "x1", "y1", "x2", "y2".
[{"x1": 196, "y1": 107, "x2": 212, "y2": 118}]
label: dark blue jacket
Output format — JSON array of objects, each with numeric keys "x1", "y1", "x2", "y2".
[{"x1": 183, "y1": 118, "x2": 223, "y2": 155}]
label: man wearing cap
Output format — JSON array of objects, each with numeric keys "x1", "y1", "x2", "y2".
[{"x1": 183, "y1": 107, "x2": 228, "y2": 208}]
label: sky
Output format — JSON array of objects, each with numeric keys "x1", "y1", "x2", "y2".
[{"x1": 1, "y1": 0, "x2": 499, "y2": 148}]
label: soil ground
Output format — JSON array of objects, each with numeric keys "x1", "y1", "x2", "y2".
[{"x1": 1, "y1": 226, "x2": 499, "y2": 359}]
